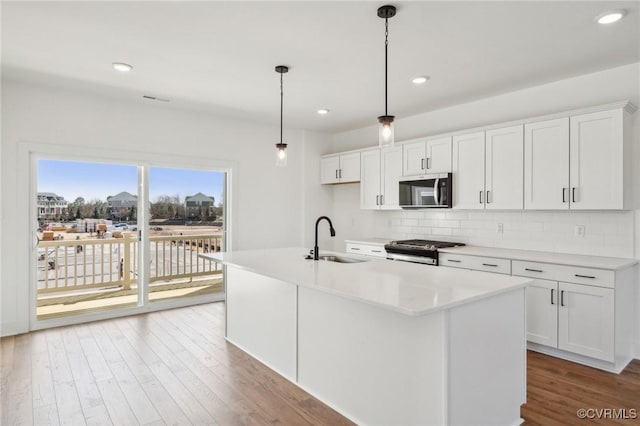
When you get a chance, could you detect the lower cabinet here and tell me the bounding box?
[526,278,614,361]
[346,242,387,258]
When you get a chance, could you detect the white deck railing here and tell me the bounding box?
[37,233,222,294]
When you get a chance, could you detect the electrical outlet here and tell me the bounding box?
[575,225,585,238]
[496,223,503,234]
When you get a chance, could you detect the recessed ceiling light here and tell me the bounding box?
[412,76,430,85]
[595,10,626,24]
[112,62,133,72]
[317,109,330,115]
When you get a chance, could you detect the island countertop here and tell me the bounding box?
[201,247,532,316]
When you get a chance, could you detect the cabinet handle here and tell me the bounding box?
[572,187,576,202]
[479,191,483,204]
[550,288,555,305]
[380,194,384,205]
[351,247,361,251]
[375,195,380,205]
[562,188,567,203]
[421,158,425,170]
[525,268,543,273]
[335,170,339,179]
[574,274,595,279]
[486,191,491,204]
[560,290,565,307]
[447,259,461,263]
[426,157,431,169]
[339,169,343,179]
[372,250,382,253]
[482,263,498,267]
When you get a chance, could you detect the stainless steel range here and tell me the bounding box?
[384,239,465,265]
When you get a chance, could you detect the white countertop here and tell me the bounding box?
[439,245,638,270]
[201,247,531,316]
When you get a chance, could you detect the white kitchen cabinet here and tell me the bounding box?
[453,127,523,210]
[524,117,569,210]
[485,125,523,209]
[345,242,386,258]
[452,131,485,210]
[558,282,614,361]
[439,253,511,275]
[360,147,402,210]
[526,279,558,347]
[320,152,361,184]
[403,136,452,176]
[569,109,626,210]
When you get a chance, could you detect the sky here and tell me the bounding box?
[37,160,224,204]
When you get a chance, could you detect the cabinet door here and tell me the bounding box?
[524,118,569,209]
[525,279,558,347]
[425,136,452,173]
[485,125,523,210]
[320,156,340,184]
[360,150,381,210]
[339,153,361,183]
[557,282,614,362]
[402,141,426,176]
[452,131,485,210]
[380,146,402,210]
[569,109,624,210]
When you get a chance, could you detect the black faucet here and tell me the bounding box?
[313,216,336,260]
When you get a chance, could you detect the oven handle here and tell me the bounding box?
[434,178,440,205]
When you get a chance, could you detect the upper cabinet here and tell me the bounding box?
[524,106,633,210]
[320,152,361,184]
[361,147,402,210]
[453,126,524,210]
[524,118,570,210]
[569,109,627,210]
[402,136,452,176]
[452,131,486,210]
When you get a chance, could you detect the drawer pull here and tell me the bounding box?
[372,250,382,253]
[351,247,361,251]
[524,268,543,273]
[482,263,498,267]
[447,259,461,263]
[550,288,555,305]
[560,290,565,307]
[574,274,595,279]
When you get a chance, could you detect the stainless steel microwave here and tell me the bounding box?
[399,173,453,208]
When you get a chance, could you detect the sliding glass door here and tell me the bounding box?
[34,158,226,321]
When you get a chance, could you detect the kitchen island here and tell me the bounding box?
[201,248,532,426]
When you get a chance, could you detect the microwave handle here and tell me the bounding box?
[433,178,440,205]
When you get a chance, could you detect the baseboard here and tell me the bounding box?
[528,342,629,374]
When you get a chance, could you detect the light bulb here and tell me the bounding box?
[378,118,395,148]
[278,149,286,160]
[275,143,288,167]
[381,124,392,139]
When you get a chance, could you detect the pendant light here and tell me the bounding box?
[377,5,396,148]
[275,65,289,167]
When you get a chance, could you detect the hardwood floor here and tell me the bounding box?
[1,302,639,425]
[522,351,640,425]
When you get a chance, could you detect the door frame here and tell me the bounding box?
[22,140,235,331]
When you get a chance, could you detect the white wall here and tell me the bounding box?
[330,63,640,357]
[0,79,331,336]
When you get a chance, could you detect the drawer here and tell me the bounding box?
[439,253,511,275]
[346,243,386,258]
[466,256,511,275]
[439,253,470,269]
[512,261,614,289]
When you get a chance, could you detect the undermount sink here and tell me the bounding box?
[317,255,369,264]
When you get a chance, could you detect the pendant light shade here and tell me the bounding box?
[275,65,289,167]
[377,5,396,148]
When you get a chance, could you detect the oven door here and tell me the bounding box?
[399,173,452,208]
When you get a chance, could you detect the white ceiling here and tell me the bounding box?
[2,1,639,133]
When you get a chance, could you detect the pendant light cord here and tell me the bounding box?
[280,72,284,144]
[384,17,389,116]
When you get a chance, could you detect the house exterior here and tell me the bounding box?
[37,192,68,219]
[107,191,137,220]
[185,192,215,218]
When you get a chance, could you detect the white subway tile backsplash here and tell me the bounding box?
[387,209,634,258]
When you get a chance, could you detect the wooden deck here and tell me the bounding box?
[2,302,639,425]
